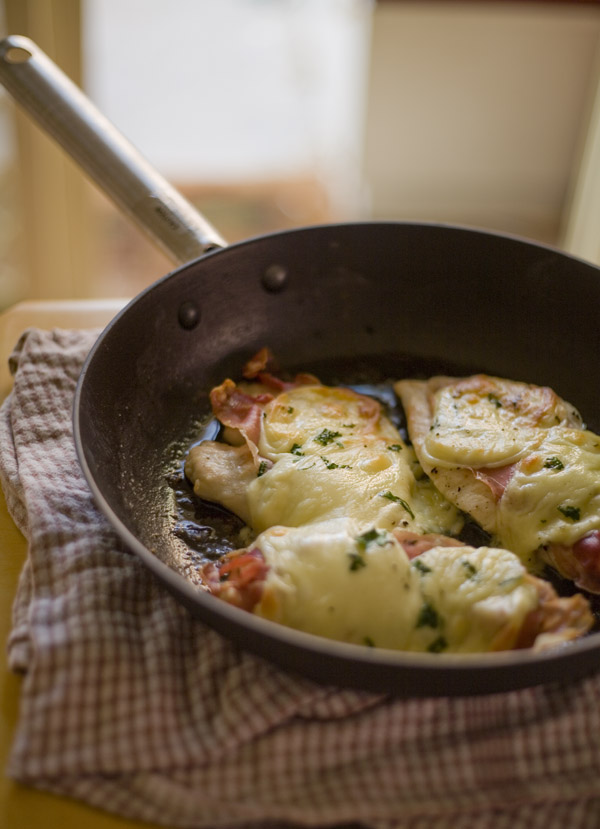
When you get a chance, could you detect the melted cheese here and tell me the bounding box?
[253,518,539,653]
[246,384,462,536]
[415,544,538,651]
[498,427,600,557]
[424,387,539,468]
[258,384,398,459]
[422,377,582,469]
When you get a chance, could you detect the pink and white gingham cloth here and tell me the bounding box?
[2,327,600,829]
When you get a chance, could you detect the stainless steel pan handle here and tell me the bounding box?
[0,35,226,264]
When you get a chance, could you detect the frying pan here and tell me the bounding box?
[2,35,600,696]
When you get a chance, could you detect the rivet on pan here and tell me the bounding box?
[262,264,288,293]
[178,301,200,330]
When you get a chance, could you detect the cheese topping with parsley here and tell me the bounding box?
[498,427,600,556]
[252,518,539,653]
[247,385,462,536]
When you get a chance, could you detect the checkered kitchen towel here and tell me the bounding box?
[2,328,600,829]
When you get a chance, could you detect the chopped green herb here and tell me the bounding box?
[364,636,375,647]
[290,443,304,456]
[461,560,478,578]
[558,504,581,521]
[356,528,389,551]
[378,491,415,519]
[487,393,502,408]
[319,456,351,470]
[428,636,448,654]
[287,406,294,414]
[412,558,432,575]
[314,428,342,446]
[387,444,403,452]
[544,456,564,470]
[499,576,520,589]
[348,551,367,571]
[416,601,439,629]
[257,461,268,477]
[342,423,356,429]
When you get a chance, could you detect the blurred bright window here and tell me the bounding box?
[0,0,372,302]
[82,0,372,296]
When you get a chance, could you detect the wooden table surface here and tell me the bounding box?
[0,300,159,828]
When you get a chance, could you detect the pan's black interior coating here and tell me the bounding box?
[74,222,600,695]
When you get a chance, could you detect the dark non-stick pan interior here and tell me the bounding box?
[75,221,600,696]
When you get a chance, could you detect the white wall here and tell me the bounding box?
[83,0,372,212]
[362,2,600,244]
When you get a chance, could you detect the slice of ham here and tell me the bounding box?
[508,574,593,650]
[471,462,600,594]
[573,531,600,582]
[202,548,269,612]
[210,379,273,455]
[541,530,600,594]
[210,349,322,455]
[201,537,593,653]
[242,346,320,392]
[242,346,276,379]
[251,371,321,394]
[474,464,517,500]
